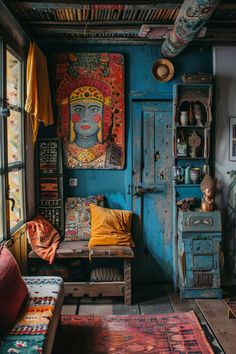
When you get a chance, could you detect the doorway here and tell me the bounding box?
[132,101,173,281]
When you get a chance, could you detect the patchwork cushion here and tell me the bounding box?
[90,267,123,282]
[89,205,134,247]
[26,214,61,264]
[0,276,63,353]
[64,195,104,241]
[0,245,28,330]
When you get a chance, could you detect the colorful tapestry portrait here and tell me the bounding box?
[55,53,125,169]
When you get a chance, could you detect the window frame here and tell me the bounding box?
[0,40,26,241]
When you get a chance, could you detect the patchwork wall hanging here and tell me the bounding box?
[55,53,125,169]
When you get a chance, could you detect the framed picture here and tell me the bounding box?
[55,53,125,170]
[229,117,236,161]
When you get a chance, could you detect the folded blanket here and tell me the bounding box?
[26,215,60,264]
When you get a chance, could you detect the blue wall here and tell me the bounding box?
[40,44,213,210]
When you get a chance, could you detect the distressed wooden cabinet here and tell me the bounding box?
[177,210,222,299]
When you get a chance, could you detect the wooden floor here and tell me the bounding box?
[61,283,236,354]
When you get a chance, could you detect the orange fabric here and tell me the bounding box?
[89,205,134,248]
[25,42,54,143]
[26,215,60,264]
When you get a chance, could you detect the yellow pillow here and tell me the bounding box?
[89,205,134,248]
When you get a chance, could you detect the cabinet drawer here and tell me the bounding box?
[193,255,213,270]
[193,240,212,255]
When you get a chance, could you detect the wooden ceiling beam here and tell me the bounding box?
[33,26,141,34]
[9,0,236,9]
[34,35,236,46]
[24,19,236,27]
[25,20,174,27]
[10,1,183,9]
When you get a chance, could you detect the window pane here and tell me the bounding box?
[6,50,21,106]
[9,169,24,229]
[7,109,22,164]
[0,177,3,240]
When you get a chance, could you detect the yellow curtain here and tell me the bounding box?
[25,42,54,143]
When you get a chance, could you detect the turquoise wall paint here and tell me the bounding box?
[40,44,212,210]
[38,43,213,280]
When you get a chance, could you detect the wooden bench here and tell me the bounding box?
[29,240,134,305]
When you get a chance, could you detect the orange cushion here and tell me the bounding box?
[26,215,60,264]
[89,205,134,248]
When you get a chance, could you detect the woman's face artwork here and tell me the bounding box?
[71,99,103,137]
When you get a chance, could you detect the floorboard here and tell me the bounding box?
[166,284,224,354]
[78,304,113,315]
[136,282,173,314]
[196,299,236,354]
[61,304,78,315]
[112,304,140,315]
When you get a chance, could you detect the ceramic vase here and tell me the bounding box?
[179,111,189,126]
[190,168,201,184]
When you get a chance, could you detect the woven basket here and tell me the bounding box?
[90,267,123,282]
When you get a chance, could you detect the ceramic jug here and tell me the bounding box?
[184,165,191,184]
[172,166,184,183]
[179,111,189,126]
[190,167,201,184]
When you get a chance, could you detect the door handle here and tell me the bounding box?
[133,184,165,196]
[154,151,160,161]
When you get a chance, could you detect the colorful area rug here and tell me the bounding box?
[53,311,213,353]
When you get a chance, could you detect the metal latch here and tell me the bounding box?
[0,107,10,118]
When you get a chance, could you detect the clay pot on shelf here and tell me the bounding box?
[190,168,201,184]
[179,111,189,126]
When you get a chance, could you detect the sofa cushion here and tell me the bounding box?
[0,276,64,354]
[89,205,134,248]
[0,245,28,330]
[26,214,61,264]
[64,195,104,241]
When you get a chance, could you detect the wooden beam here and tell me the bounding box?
[34,35,236,46]
[11,0,183,9]
[0,0,29,54]
[9,0,236,9]
[32,26,140,34]
[64,281,125,298]
[25,20,174,27]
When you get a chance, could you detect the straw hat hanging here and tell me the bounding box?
[152,58,174,82]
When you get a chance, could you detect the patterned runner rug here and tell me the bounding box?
[53,311,213,353]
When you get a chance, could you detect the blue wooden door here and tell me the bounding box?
[132,101,173,281]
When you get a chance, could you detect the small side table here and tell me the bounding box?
[177,210,222,299]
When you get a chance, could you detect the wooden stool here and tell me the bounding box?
[29,240,134,305]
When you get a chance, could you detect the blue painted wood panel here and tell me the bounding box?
[193,240,212,254]
[132,101,173,281]
[39,43,213,280]
[193,255,213,270]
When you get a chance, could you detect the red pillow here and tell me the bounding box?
[0,245,28,330]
